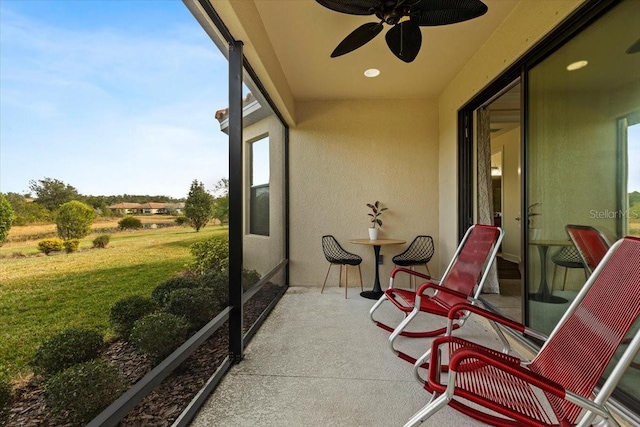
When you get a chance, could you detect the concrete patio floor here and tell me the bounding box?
[190,286,513,427]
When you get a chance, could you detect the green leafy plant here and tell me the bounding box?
[118,216,142,230]
[188,236,229,275]
[130,313,189,364]
[109,295,157,339]
[55,200,96,240]
[37,237,64,255]
[184,179,214,232]
[0,366,11,416]
[44,360,124,424]
[166,288,221,330]
[92,234,111,248]
[63,239,80,253]
[150,276,202,308]
[366,201,388,229]
[30,328,104,378]
[174,215,189,226]
[0,193,16,247]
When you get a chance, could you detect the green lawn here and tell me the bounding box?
[0,225,227,380]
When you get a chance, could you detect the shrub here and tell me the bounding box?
[118,216,142,230]
[166,288,221,330]
[197,269,261,307]
[130,313,189,364]
[92,234,111,248]
[109,295,156,339]
[150,276,201,307]
[188,236,229,275]
[55,200,96,240]
[45,360,124,424]
[174,215,189,226]
[0,367,11,416]
[0,193,15,247]
[63,239,80,253]
[37,237,64,255]
[30,328,104,378]
[242,269,261,290]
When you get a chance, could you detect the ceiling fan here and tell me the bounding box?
[316,0,489,63]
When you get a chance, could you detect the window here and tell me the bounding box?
[250,136,269,236]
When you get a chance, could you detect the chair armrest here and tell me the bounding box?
[447,346,609,419]
[390,267,431,281]
[447,303,548,341]
[417,282,468,300]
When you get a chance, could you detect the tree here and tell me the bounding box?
[29,178,80,211]
[185,180,213,232]
[55,201,96,240]
[0,194,16,246]
[212,178,229,224]
[5,192,51,225]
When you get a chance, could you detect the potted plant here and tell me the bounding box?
[367,201,387,240]
[528,202,541,240]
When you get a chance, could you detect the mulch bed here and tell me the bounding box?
[4,283,285,427]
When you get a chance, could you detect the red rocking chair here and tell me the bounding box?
[369,224,503,364]
[406,236,640,427]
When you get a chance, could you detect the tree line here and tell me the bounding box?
[0,177,229,246]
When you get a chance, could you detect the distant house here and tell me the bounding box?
[107,203,143,215]
[107,202,184,215]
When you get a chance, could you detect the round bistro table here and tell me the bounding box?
[350,238,406,300]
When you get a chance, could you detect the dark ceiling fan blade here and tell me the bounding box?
[315,0,381,16]
[409,0,488,26]
[385,20,422,63]
[626,38,640,54]
[331,22,384,57]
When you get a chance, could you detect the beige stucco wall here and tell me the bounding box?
[289,98,439,287]
[242,114,286,279]
[437,0,584,272]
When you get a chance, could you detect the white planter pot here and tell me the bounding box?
[368,228,378,240]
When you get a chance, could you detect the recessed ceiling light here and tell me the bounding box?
[364,68,380,78]
[566,60,588,71]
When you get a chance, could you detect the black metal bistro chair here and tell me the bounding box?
[321,235,363,298]
[551,244,586,291]
[392,235,434,289]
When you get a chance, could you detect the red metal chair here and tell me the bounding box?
[565,224,611,275]
[406,236,640,427]
[369,224,503,364]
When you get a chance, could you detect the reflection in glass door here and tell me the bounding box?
[618,114,640,236]
[526,0,639,408]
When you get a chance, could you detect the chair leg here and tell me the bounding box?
[425,263,431,277]
[321,264,333,294]
[345,265,348,299]
[561,267,568,291]
[339,264,343,288]
[358,265,363,291]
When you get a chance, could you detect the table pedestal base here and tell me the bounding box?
[529,293,568,304]
[360,290,384,300]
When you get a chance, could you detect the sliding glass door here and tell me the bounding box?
[526,0,639,406]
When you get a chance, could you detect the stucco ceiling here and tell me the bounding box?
[252,0,520,100]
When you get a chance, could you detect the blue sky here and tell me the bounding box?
[0,0,229,199]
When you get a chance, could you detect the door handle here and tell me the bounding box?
[515,216,521,221]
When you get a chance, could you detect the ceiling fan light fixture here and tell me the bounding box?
[364,68,381,77]
[566,60,588,71]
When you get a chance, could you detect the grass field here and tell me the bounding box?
[0,224,227,381]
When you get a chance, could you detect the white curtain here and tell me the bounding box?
[477,107,500,294]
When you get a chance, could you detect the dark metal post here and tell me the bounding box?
[229,40,244,363]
